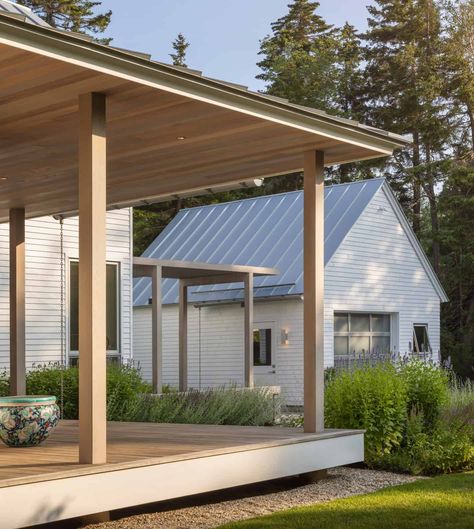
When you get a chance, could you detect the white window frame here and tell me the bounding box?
[334,312,392,356]
[68,259,121,364]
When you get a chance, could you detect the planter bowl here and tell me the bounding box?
[0,396,60,447]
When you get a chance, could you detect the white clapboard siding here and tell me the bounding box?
[133,185,442,406]
[0,209,133,370]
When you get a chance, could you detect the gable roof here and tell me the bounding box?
[134,178,391,306]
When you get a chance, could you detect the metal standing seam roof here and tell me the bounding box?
[0,0,50,27]
[134,178,386,306]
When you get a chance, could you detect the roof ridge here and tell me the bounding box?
[177,177,386,214]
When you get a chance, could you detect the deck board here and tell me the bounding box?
[0,421,359,488]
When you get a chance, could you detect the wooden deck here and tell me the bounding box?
[0,421,364,528]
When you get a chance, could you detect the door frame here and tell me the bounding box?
[252,320,277,384]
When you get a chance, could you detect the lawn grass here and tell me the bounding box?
[218,472,474,529]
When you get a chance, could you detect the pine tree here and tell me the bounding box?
[363,0,451,273]
[170,33,190,67]
[334,23,364,120]
[444,0,474,154]
[257,0,338,109]
[17,1,111,42]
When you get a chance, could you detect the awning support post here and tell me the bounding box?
[244,272,254,388]
[178,280,188,392]
[151,265,163,393]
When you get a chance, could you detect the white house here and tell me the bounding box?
[133,179,448,405]
[0,209,133,371]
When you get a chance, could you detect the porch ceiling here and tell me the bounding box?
[0,13,408,222]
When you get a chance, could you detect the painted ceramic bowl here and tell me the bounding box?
[0,396,60,447]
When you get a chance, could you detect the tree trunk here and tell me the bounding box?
[423,144,441,275]
[467,105,474,153]
[412,132,422,235]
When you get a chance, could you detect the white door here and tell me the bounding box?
[253,323,277,386]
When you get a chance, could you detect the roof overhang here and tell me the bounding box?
[133,257,278,281]
[0,13,409,222]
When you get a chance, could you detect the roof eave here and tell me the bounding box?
[0,14,408,163]
[381,182,449,303]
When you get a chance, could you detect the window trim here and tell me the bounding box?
[334,312,392,356]
[68,259,121,363]
[252,321,276,369]
[412,323,432,354]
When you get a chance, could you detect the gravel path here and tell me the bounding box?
[83,467,424,529]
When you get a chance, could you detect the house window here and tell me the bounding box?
[69,261,120,364]
[413,324,431,353]
[253,328,272,366]
[334,313,391,356]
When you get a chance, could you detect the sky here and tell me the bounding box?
[99,0,374,91]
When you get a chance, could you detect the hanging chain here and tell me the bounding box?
[59,217,65,417]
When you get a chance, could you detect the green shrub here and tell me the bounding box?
[24,363,150,420]
[326,360,474,475]
[26,364,79,419]
[106,364,151,420]
[0,369,9,397]
[399,360,449,430]
[376,410,474,475]
[119,386,279,426]
[325,363,408,459]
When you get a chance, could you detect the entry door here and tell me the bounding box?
[253,323,277,386]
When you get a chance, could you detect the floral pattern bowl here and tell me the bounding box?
[0,396,60,447]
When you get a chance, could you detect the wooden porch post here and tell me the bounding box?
[303,150,325,433]
[151,265,163,393]
[178,280,188,392]
[78,92,107,464]
[9,208,26,396]
[244,272,254,388]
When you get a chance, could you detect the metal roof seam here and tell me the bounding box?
[134,179,386,306]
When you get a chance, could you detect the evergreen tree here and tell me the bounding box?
[334,23,364,120]
[17,1,111,42]
[170,33,190,67]
[438,160,474,378]
[257,0,338,109]
[363,0,451,273]
[444,0,474,153]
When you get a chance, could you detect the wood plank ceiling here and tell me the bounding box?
[0,43,388,222]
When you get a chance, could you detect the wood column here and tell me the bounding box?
[151,265,162,393]
[178,280,188,392]
[9,208,26,396]
[244,272,254,388]
[78,92,107,464]
[303,150,325,433]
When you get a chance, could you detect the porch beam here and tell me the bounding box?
[244,272,254,388]
[151,265,163,393]
[9,208,26,396]
[180,272,246,287]
[303,150,325,433]
[178,280,188,392]
[78,92,107,464]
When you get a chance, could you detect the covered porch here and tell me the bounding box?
[0,8,406,528]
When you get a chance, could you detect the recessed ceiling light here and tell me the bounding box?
[176,135,186,141]
[0,177,8,181]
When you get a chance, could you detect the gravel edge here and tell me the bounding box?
[84,467,425,529]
